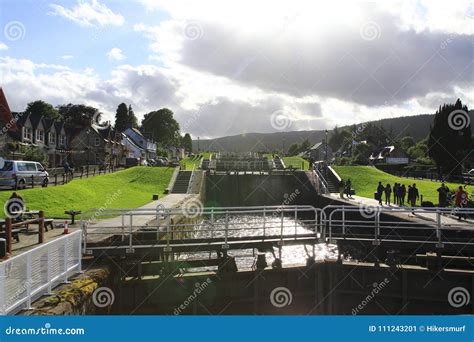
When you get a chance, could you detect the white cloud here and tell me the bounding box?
[0,42,8,50]
[49,0,124,27]
[107,48,126,61]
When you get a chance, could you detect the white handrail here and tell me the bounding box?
[0,230,82,315]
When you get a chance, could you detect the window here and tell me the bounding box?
[17,162,28,171]
[59,135,66,146]
[23,127,32,141]
[26,163,36,171]
[49,133,56,145]
[95,137,101,146]
[36,129,44,143]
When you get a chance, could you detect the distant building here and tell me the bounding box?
[123,128,157,161]
[370,146,409,165]
[300,141,333,161]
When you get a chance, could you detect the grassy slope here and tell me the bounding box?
[333,166,470,204]
[0,167,174,218]
[182,152,212,170]
[282,156,309,170]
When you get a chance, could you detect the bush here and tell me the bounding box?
[24,146,48,165]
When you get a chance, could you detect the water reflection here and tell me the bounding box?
[177,215,338,271]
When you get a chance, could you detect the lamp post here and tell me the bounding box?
[325,129,328,162]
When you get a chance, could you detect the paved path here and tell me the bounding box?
[325,193,474,228]
[9,194,199,255]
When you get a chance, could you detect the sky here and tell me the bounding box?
[0,0,473,139]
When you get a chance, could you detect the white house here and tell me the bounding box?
[123,128,157,161]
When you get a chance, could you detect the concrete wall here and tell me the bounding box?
[115,261,473,315]
[205,172,319,207]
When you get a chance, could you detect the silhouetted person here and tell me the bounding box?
[385,184,392,205]
[437,183,449,208]
[376,182,384,205]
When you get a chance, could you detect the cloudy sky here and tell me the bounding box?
[0,0,473,138]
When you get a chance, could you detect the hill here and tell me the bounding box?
[193,111,474,152]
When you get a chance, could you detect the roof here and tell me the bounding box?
[309,142,323,150]
[0,87,17,132]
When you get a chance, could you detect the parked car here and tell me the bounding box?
[0,160,49,189]
[125,158,139,168]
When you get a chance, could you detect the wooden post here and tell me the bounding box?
[5,218,12,255]
[31,175,34,188]
[54,173,57,186]
[38,211,45,244]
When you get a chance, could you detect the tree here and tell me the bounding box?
[400,136,415,152]
[428,99,472,176]
[181,133,193,152]
[114,103,129,132]
[128,105,138,128]
[351,143,372,165]
[299,139,311,153]
[141,108,181,146]
[25,100,59,119]
[24,146,48,165]
[57,104,102,128]
[287,143,299,156]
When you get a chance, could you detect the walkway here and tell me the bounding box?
[325,193,474,227]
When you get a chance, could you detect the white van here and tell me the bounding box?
[0,160,49,189]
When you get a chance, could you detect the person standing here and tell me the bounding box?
[400,184,406,206]
[345,178,353,198]
[437,183,449,208]
[377,182,384,205]
[339,179,345,199]
[385,184,392,205]
[393,183,399,205]
[455,186,468,220]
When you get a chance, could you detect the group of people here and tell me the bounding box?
[438,183,470,220]
[376,182,419,207]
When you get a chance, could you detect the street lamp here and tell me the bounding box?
[325,129,328,162]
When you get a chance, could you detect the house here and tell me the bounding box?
[123,128,157,161]
[70,125,126,167]
[370,146,409,165]
[122,133,145,162]
[300,141,333,162]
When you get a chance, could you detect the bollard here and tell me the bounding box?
[38,210,45,244]
[63,220,69,234]
[5,218,12,255]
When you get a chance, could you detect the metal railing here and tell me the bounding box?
[324,205,474,248]
[314,168,329,194]
[0,230,82,315]
[80,205,324,253]
[186,165,196,194]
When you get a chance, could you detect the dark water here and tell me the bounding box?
[178,215,338,271]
